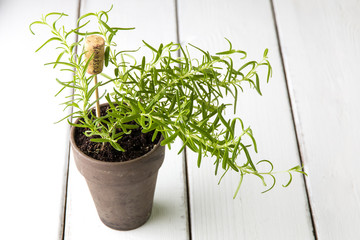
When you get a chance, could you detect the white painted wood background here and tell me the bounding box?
[0,0,359,239]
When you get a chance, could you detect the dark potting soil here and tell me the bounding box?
[74,105,161,162]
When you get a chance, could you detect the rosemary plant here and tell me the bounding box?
[30,7,305,197]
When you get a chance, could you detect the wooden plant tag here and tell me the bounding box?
[85,35,105,74]
[85,35,105,118]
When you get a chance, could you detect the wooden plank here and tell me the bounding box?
[177,0,314,239]
[273,0,360,239]
[64,1,189,239]
[0,0,78,239]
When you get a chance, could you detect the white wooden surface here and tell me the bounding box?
[1,0,360,239]
[178,0,313,239]
[273,0,360,239]
[0,0,78,239]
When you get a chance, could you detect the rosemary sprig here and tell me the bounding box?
[30,6,306,197]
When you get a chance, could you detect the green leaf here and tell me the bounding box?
[233,171,244,199]
[45,12,68,21]
[142,40,157,52]
[236,50,247,59]
[112,27,135,31]
[45,61,77,68]
[55,112,77,124]
[289,165,308,176]
[188,122,216,142]
[257,160,274,173]
[77,12,97,25]
[188,43,209,58]
[214,157,220,175]
[137,101,145,113]
[238,61,256,72]
[222,148,229,169]
[263,48,269,58]
[197,145,203,168]
[114,68,119,77]
[120,114,140,123]
[151,130,159,142]
[283,172,293,187]
[75,31,102,36]
[29,21,45,35]
[262,175,276,193]
[66,20,90,38]
[154,43,163,63]
[67,120,86,128]
[245,128,258,153]
[254,73,262,95]
[36,37,62,52]
[160,130,179,146]
[216,49,236,55]
[104,46,110,67]
[227,156,239,172]
[141,56,146,78]
[217,107,234,139]
[110,142,125,152]
[52,13,67,30]
[90,138,110,143]
[53,51,65,68]
[266,60,272,83]
[98,19,115,34]
[55,86,66,97]
[239,143,257,171]
[100,72,113,80]
[55,78,82,90]
[231,139,241,162]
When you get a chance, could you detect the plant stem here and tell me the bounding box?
[94,74,101,118]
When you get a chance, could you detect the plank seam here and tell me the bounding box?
[175,0,192,239]
[183,148,192,240]
[269,0,318,239]
[60,0,82,239]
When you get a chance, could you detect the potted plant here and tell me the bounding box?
[30,7,305,230]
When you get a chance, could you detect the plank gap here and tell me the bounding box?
[60,0,82,239]
[183,147,192,240]
[269,0,318,239]
[60,133,72,240]
[174,0,192,239]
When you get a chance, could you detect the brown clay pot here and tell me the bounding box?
[70,117,165,230]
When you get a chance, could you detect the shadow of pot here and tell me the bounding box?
[69,108,165,230]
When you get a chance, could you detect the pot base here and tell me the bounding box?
[99,210,152,231]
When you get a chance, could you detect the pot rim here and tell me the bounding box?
[69,114,164,166]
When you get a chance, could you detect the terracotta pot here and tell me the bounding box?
[70,115,165,230]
